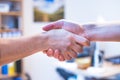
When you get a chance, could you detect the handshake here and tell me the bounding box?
[42,20,92,61]
[0,19,119,65]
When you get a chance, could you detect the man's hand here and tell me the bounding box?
[43,20,90,61]
[44,29,89,61]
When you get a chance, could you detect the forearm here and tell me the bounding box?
[0,33,48,65]
[83,24,120,42]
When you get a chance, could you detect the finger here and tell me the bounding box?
[42,21,63,31]
[58,55,65,61]
[43,23,55,31]
[73,35,90,46]
[46,49,54,57]
[53,50,60,59]
[68,49,78,58]
[70,43,83,54]
[62,52,72,60]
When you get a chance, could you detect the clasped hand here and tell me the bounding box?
[43,20,90,61]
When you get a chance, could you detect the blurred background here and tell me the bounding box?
[0,0,120,80]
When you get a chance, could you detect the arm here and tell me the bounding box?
[83,24,120,42]
[0,33,48,65]
[0,29,88,65]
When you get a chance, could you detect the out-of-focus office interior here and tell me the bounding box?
[0,0,120,80]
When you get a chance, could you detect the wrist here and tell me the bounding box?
[32,33,49,51]
[81,24,98,41]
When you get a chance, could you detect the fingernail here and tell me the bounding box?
[48,49,52,52]
[55,50,57,53]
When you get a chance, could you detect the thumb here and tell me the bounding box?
[43,21,63,31]
[43,23,55,31]
[73,35,90,46]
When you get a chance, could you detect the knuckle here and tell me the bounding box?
[73,54,77,58]
[66,42,72,47]
[78,49,82,52]
[79,48,83,52]
[67,56,72,60]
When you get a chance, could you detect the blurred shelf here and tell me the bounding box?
[0,74,17,79]
[0,0,24,79]
[0,29,22,33]
[0,0,22,2]
[0,74,26,79]
[0,12,21,16]
[10,0,22,2]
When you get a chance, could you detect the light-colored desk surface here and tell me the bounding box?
[77,61,120,78]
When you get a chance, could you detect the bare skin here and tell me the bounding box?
[43,20,120,61]
[0,29,89,65]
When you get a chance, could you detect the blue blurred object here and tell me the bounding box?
[3,16,18,29]
[106,56,120,64]
[1,65,8,75]
[45,0,54,2]
[68,76,77,80]
[56,68,77,80]
[13,77,22,80]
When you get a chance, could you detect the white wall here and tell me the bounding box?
[65,0,120,58]
[65,0,120,23]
